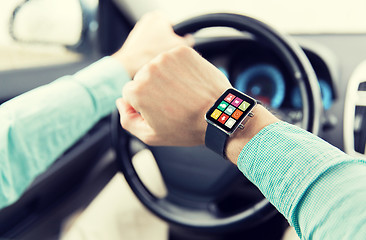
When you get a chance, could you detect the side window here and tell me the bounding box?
[0,0,91,71]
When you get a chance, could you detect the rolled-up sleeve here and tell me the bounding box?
[237,121,366,239]
[0,57,130,209]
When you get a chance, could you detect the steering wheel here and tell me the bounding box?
[112,13,322,233]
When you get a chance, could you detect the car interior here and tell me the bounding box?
[1,0,366,239]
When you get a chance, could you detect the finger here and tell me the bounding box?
[183,34,195,47]
[115,98,155,142]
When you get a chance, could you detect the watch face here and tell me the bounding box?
[205,88,256,134]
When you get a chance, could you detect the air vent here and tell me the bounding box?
[358,82,366,91]
[354,106,366,154]
[344,61,366,158]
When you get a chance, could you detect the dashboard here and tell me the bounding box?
[193,36,341,136]
[197,38,337,120]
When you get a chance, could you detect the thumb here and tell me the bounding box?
[115,98,155,143]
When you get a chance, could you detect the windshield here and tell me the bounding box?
[119,0,366,34]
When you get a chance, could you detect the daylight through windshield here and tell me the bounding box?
[120,0,366,34]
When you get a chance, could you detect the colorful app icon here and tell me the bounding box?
[211,109,222,120]
[231,97,243,107]
[224,93,235,103]
[218,113,229,124]
[238,101,250,111]
[217,101,229,111]
[224,118,236,128]
[224,105,236,115]
[232,109,243,120]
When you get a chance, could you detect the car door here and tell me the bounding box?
[0,0,132,238]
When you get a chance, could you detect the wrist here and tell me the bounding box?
[111,52,136,78]
[225,105,279,164]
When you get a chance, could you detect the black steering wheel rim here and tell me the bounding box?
[112,13,322,232]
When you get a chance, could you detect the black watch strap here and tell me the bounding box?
[205,123,228,157]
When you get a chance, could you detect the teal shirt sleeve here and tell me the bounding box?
[0,57,130,209]
[237,121,366,239]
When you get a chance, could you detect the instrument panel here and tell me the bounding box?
[198,38,337,116]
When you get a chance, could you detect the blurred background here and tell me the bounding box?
[1,0,366,70]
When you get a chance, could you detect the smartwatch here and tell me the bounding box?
[205,88,257,158]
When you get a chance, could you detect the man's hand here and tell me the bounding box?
[116,46,232,146]
[116,46,279,163]
[112,12,194,77]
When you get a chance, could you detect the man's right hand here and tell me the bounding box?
[116,46,279,163]
[116,46,232,146]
